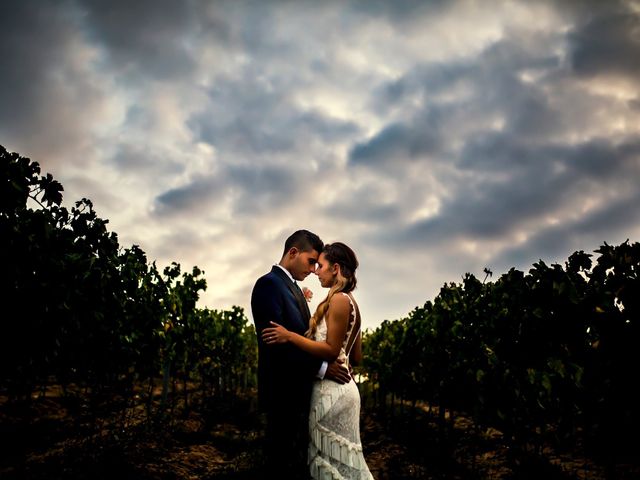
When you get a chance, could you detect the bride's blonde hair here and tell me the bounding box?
[306,242,359,338]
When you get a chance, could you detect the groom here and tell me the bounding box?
[251,229,351,479]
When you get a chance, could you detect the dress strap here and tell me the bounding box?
[346,325,361,358]
[341,293,360,357]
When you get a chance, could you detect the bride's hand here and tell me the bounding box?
[262,321,290,344]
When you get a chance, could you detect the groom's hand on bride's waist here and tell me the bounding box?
[324,359,351,384]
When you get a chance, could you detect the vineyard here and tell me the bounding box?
[1,145,639,479]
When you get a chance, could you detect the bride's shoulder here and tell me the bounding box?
[329,292,351,309]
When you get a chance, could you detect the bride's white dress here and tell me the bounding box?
[309,293,374,479]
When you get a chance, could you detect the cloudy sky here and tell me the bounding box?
[2,0,640,329]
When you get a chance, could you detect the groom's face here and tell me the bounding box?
[289,247,320,281]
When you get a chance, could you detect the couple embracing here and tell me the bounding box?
[251,230,374,479]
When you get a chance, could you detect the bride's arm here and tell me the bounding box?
[262,294,350,362]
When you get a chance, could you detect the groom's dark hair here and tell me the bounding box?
[283,230,323,256]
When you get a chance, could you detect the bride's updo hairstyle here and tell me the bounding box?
[306,242,359,338]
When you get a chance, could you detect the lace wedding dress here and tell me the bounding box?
[309,293,374,479]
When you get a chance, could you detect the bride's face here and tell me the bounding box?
[315,252,337,288]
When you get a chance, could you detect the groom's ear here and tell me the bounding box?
[287,246,299,258]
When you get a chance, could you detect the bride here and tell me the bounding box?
[262,242,374,479]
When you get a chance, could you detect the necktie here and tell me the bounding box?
[293,281,310,320]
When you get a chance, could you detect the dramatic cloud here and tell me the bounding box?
[2,0,640,328]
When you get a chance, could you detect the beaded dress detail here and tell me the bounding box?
[309,293,374,479]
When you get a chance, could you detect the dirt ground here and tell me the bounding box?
[1,386,637,479]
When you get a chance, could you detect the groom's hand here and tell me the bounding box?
[324,359,351,384]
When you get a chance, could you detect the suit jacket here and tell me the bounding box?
[251,266,322,414]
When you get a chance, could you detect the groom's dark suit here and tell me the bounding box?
[251,265,323,414]
[251,265,323,478]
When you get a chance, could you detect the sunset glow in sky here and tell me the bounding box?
[2,0,640,329]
